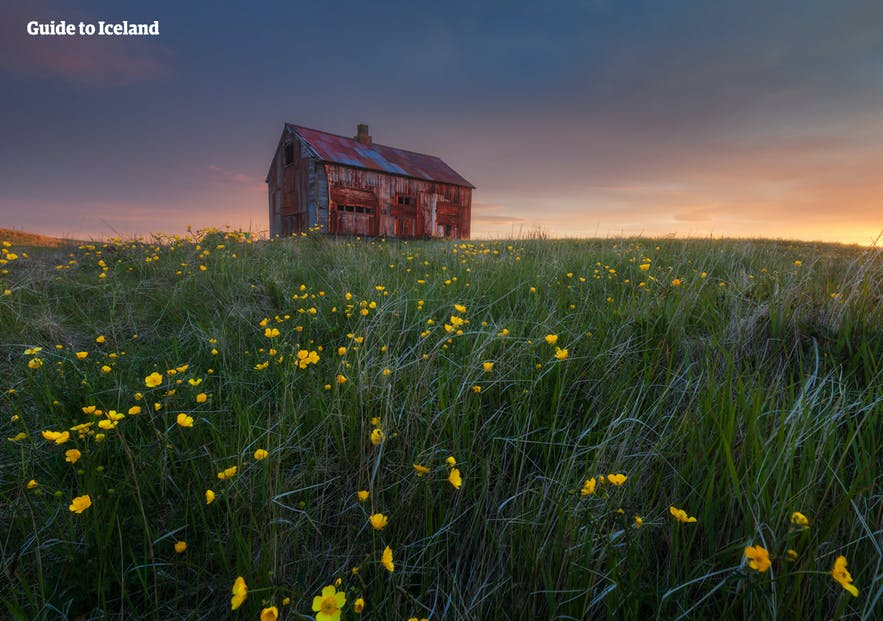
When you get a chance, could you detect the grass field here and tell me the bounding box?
[1,230,880,620]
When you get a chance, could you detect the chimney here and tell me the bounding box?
[355,124,372,145]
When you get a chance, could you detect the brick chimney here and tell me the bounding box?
[355,124,372,145]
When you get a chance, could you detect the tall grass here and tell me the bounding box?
[1,232,880,620]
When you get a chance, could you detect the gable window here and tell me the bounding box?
[396,194,413,206]
[284,142,294,166]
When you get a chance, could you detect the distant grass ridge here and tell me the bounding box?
[1,231,880,620]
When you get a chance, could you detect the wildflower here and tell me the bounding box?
[454,303,467,313]
[382,368,392,376]
[790,511,809,528]
[176,413,194,428]
[544,334,558,345]
[254,448,268,461]
[174,541,187,553]
[128,405,141,415]
[283,597,291,606]
[205,489,216,505]
[95,335,105,344]
[75,351,88,360]
[357,490,369,502]
[669,506,697,523]
[65,449,82,463]
[336,374,347,384]
[785,549,798,561]
[231,576,247,610]
[370,428,385,445]
[639,263,651,271]
[831,555,859,597]
[482,361,494,373]
[472,385,482,394]
[264,327,280,338]
[744,545,771,572]
[413,463,430,476]
[42,430,70,445]
[101,365,112,374]
[69,494,92,514]
[353,597,365,613]
[634,515,643,528]
[28,358,43,369]
[312,584,346,621]
[369,513,389,530]
[8,432,27,442]
[260,606,278,621]
[196,393,207,403]
[607,473,627,486]
[27,479,38,489]
[794,260,802,267]
[337,346,347,356]
[671,278,682,286]
[217,466,237,480]
[448,468,462,489]
[554,347,569,360]
[446,456,457,467]
[145,372,163,387]
[381,545,395,572]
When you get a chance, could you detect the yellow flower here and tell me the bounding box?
[195,393,207,403]
[370,428,385,446]
[639,263,651,271]
[174,541,187,554]
[69,494,92,514]
[337,346,347,356]
[42,430,70,445]
[446,456,457,467]
[231,576,247,610]
[413,463,430,476]
[27,479,38,489]
[205,489,216,505]
[357,489,370,502]
[794,260,802,267]
[634,515,643,529]
[482,361,494,373]
[75,351,89,360]
[381,545,395,572]
[95,335,105,344]
[472,385,482,394]
[176,413,194,428]
[544,334,558,345]
[145,372,163,388]
[448,468,462,489]
[369,513,388,530]
[790,511,809,527]
[454,303,467,313]
[128,405,141,415]
[101,365,112,374]
[744,545,771,572]
[554,347,569,360]
[8,432,27,442]
[264,327,280,338]
[831,555,859,597]
[353,597,365,613]
[217,466,237,480]
[671,278,682,286]
[785,549,798,561]
[336,374,348,384]
[65,449,82,463]
[669,506,697,523]
[580,478,597,495]
[28,358,43,369]
[607,473,627,486]
[260,606,278,621]
[312,584,346,621]
[254,448,268,461]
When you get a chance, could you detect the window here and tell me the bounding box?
[284,142,294,166]
[396,195,413,206]
[339,205,374,214]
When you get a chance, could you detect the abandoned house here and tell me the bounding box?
[266,123,474,239]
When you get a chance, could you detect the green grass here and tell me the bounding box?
[1,231,880,620]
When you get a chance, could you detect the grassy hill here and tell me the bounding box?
[1,230,880,620]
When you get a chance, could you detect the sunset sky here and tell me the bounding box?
[1,1,882,245]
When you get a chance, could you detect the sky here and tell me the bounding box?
[1,0,882,245]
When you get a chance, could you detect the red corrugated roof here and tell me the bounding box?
[286,123,474,188]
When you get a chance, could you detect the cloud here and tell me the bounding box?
[207,165,265,193]
[471,202,527,226]
[0,1,169,85]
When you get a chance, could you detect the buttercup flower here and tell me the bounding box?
[634,515,643,528]
[205,489,216,505]
[65,449,82,463]
[195,393,207,403]
[75,351,88,360]
[27,479,38,489]
[413,463,430,476]
[370,428,384,446]
[260,606,278,621]
[217,466,237,480]
[145,372,163,388]
[554,347,569,360]
[369,513,388,530]
[312,584,346,621]
[831,556,859,597]
[669,506,697,523]
[545,334,558,345]
[231,576,247,610]
[580,477,597,496]
[357,490,369,502]
[790,511,809,527]
[69,494,92,514]
[607,473,627,486]
[744,545,771,572]
[176,413,194,428]
[254,448,268,460]
[482,361,494,372]
[353,597,365,613]
[381,545,395,572]
[264,327,280,338]
[175,541,187,553]
[448,468,462,489]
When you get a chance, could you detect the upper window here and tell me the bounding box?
[396,195,413,206]
[284,142,294,166]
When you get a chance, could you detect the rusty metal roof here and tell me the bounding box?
[286,123,474,188]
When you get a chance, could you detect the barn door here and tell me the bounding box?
[330,187,378,236]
